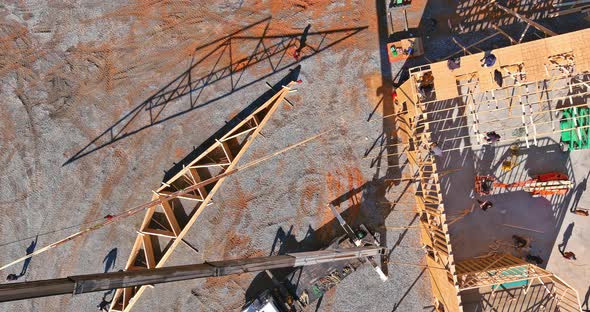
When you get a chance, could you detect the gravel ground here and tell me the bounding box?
[0,1,431,311]
[1,1,588,311]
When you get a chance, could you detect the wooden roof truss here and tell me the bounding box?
[110,82,295,312]
[456,254,582,311]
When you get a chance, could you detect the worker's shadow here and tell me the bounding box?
[475,144,495,174]
[557,222,574,254]
[296,24,311,54]
[97,249,118,310]
[97,289,114,312]
[570,173,589,213]
[103,248,117,273]
[7,236,38,281]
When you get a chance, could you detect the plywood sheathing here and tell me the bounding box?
[571,30,590,73]
[426,256,461,311]
[428,28,590,101]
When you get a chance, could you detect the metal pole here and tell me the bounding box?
[0,247,386,303]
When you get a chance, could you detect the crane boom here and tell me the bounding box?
[0,247,385,303]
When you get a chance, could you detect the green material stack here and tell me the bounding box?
[560,106,590,150]
[490,266,529,290]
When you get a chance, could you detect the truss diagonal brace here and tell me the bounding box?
[493,2,558,37]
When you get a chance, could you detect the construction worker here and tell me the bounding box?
[485,131,501,143]
[481,53,497,67]
[430,142,443,157]
[447,57,460,70]
[512,235,527,249]
[477,199,493,211]
[5,274,18,281]
[299,290,309,306]
[562,251,577,260]
[525,254,543,265]
[418,72,434,98]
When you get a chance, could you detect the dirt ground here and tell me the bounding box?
[1,0,589,311]
[0,1,430,311]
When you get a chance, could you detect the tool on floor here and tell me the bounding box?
[475,172,573,196]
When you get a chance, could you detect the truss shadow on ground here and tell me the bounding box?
[160,67,300,183]
[63,19,367,165]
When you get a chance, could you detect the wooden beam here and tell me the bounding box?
[187,168,208,198]
[160,199,182,236]
[502,223,544,233]
[491,24,517,44]
[493,2,558,37]
[140,228,176,238]
[451,37,473,55]
[141,234,156,269]
[441,32,500,60]
[553,0,590,7]
[518,24,531,43]
[548,4,590,17]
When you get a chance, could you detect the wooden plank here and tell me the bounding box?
[553,0,590,8]
[188,168,208,198]
[111,289,124,310]
[126,236,145,269]
[571,29,590,72]
[122,287,132,310]
[219,140,234,162]
[140,228,176,239]
[139,194,159,232]
[139,206,157,233]
[141,234,156,269]
[493,3,558,37]
[160,199,182,236]
[491,24,516,44]
[426,256,461,312]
